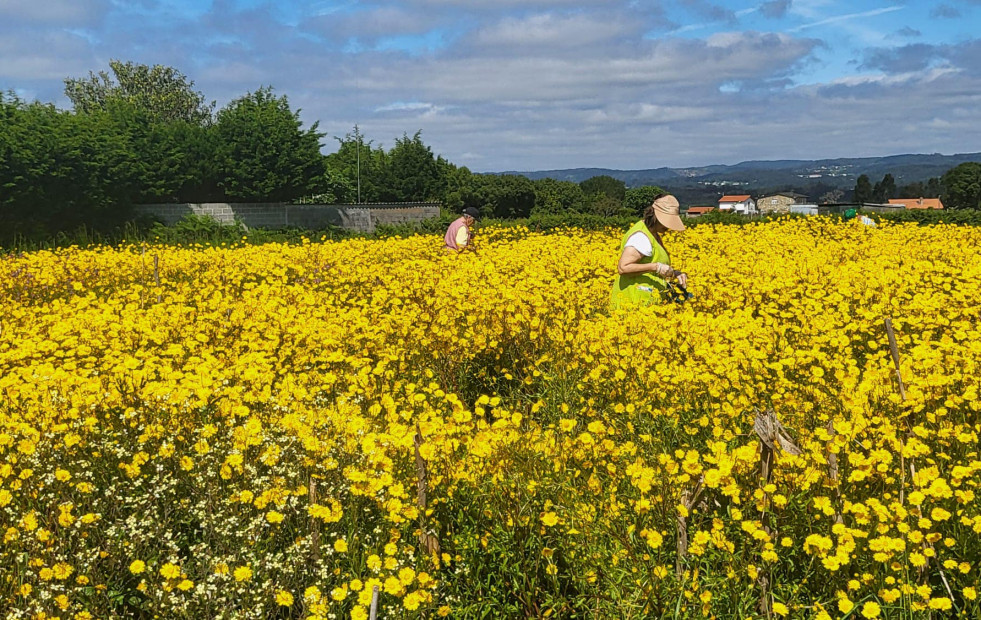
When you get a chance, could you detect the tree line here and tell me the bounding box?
[4,60,979,241]
[852,167,981,210]
[1,61,665,241]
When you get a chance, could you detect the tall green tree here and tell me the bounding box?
[942,162,981,210]
[853,174,873,203]
[624,185,668,217]
[532,178,586,215]
[872,173,896,203]
[898,181,926,199]
[580,175,626,201]
[380,131,445,202]
[324,126,387,203]
[65,60,214,125]
[0,94,134,239]
[465,174,536,219]
[213,87,325,202]
[107,102,218,203]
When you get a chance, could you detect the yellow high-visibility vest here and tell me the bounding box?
[609,220,671,310]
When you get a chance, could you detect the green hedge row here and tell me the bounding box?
[2,208,978,254]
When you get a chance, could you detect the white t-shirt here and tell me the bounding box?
[624,232,653,257]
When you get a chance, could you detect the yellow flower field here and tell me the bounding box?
[1,218,979,618]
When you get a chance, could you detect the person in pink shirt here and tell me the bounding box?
[444,207,481,252]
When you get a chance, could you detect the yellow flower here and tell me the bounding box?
[265,510,284,524]
[304,585,322,603]
[334,538,348,553]
[384,576,403,595]
[129,560,146,574]
[159,563,181,580]
[351,606,368,620]
[52,562,74,580]
[398,567,416,585]
[177,579,194,591]
[772,602,789,616]
[541,512,559,527]
[861,601,881,618]
[276,590,294,606]
[928,597,952,611]
[233,566,253,582]
[403,590,424,610]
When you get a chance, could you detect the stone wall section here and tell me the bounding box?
[135,203,440,233]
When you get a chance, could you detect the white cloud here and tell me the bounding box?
[469,13,637,51]
[789,5,903,32]
[1,0,980,171]
[0,0,109,25]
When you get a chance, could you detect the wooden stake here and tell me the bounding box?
[884,317,906,401]
[153,254,162,304]
[883,318,954,604]
[675,478,703,578]
[369,585,380,620]
[676,487,690,579]
[414,422,440,556]
[309,478,320,563]
[752,408,800,620]
[825,420,845,526]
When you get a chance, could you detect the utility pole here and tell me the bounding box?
[355,124,361,205]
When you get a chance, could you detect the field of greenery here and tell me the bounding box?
[1,218,979,619]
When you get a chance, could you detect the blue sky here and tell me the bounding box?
[2,0,979,171]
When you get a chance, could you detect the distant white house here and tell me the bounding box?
[718,194,757,214]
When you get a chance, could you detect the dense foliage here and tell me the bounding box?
[942,163,981,211]
[1,219,979,618]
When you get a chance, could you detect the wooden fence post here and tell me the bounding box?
[309,477,320,563]
[153,254,162,304]
[883,318,957,610]
[753,408,802,620]
[415,422,440,557]
[676,487,690,579]
[369,585,380,620]
[826,420,844,526]
[675,478,703,578]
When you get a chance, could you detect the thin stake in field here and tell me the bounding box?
[884,317,957,612]
[753,408,801,620]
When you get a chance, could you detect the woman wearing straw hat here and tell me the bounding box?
[610,194,688,309]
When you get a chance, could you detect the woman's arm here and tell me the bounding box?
[617,247,675,276]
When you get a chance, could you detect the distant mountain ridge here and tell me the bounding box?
[501,152,981,191]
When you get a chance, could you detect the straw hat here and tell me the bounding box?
[651,195,685,231]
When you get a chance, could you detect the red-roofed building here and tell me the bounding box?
[685,206,716,217]
[888,198,944,210]
[718,194,757,214]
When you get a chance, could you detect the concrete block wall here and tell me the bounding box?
[135,203,440,233]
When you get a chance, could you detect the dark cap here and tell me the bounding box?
[463,207,481,220]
